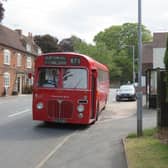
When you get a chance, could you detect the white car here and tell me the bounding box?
[116,84,136,101]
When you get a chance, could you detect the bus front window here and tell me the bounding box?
[63,69,87,89]
[38,68,59,88]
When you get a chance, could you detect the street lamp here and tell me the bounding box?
[122,45,135,84]
[137,0,143,137]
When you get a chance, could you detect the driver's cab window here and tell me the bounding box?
[38,69,59,88]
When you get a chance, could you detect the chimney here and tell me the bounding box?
[28,32,33,39]
[15,29,22,36]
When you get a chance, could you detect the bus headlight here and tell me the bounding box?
[36,102,44,110]
[77,104,84,113]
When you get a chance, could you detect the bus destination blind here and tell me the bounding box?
[45,56,67,65]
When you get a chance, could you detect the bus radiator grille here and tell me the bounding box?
[48,100,59,118]
[61,101,73,119]
[47,100,73,119]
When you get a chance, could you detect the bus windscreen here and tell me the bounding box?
[37,68,87,89]
[63,69,87,89]
[38,68,59,88]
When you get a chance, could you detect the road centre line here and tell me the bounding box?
[35,131,78,168]
[8,109,31,117]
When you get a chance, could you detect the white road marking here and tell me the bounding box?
[0,101,9,105]
[0,99,23,105]
[8,109,31,117]
[35,131,77,168]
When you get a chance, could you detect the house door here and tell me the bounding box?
[17,76,22,94]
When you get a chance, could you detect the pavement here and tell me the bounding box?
[96,101,157,168]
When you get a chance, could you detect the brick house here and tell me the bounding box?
[0,24,41,96]
[142,32,168,73]
[142,32,167,97]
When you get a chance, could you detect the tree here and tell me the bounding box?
[94,25,122,51]
[93,23,152,83]
[0,1,5,22]
[119,23,152,47]
[113,56,132,83]
[59,38,74,52]
[33,23,152,84]
[34,34,59,53]
[164,34,168,69]
[71,35,121,83]
[94,23,152,58]
[157,34,168,141]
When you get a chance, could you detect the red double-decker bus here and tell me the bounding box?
[32,52,109,124]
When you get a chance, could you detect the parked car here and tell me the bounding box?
[116,84,136,101]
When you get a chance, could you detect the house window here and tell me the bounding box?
[4,49,11,65]
[26,44,31,52]
[38,48,42,55]
[17,53,22,66]
[4,72,10,87]
[27,56,32,68]
[26,77,33,86]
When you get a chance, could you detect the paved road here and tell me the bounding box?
[0,91,156,168]
[0,95,32,124]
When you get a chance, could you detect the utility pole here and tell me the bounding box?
[132,45,135,84]
[124,45,135,84]
[128,45,135,84]
[137,0,143,136]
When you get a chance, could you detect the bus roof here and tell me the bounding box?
[39,52,109,71]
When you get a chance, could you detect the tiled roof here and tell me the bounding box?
[0,24,40,55]
[142,32,168,64]
[0,24,25,51]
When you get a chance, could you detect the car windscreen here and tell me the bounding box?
[63,68,87,89]
[120,85,135,91]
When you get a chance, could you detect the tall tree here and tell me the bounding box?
[94,25,122,51]
[94,23,152,83]
[71,35,121,82]
[34,34,59,53]
[164,34,168,69]
[0,1,5,22]
[59,38,74,52]
[94,23,152,58]
[113,56,132,83]
[157,34,168,139]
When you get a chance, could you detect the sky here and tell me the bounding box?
[2,0,168,43]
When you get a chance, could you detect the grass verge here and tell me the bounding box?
[125,128,168,168]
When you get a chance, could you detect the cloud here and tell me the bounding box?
[46,0,138,42]
[2,0,168,43]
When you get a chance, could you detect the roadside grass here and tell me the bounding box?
[125,128,168,168]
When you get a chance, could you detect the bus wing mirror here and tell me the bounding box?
[28,72,33,79]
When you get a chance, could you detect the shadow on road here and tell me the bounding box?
[0,116,90,141]
[35,122,90,131]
